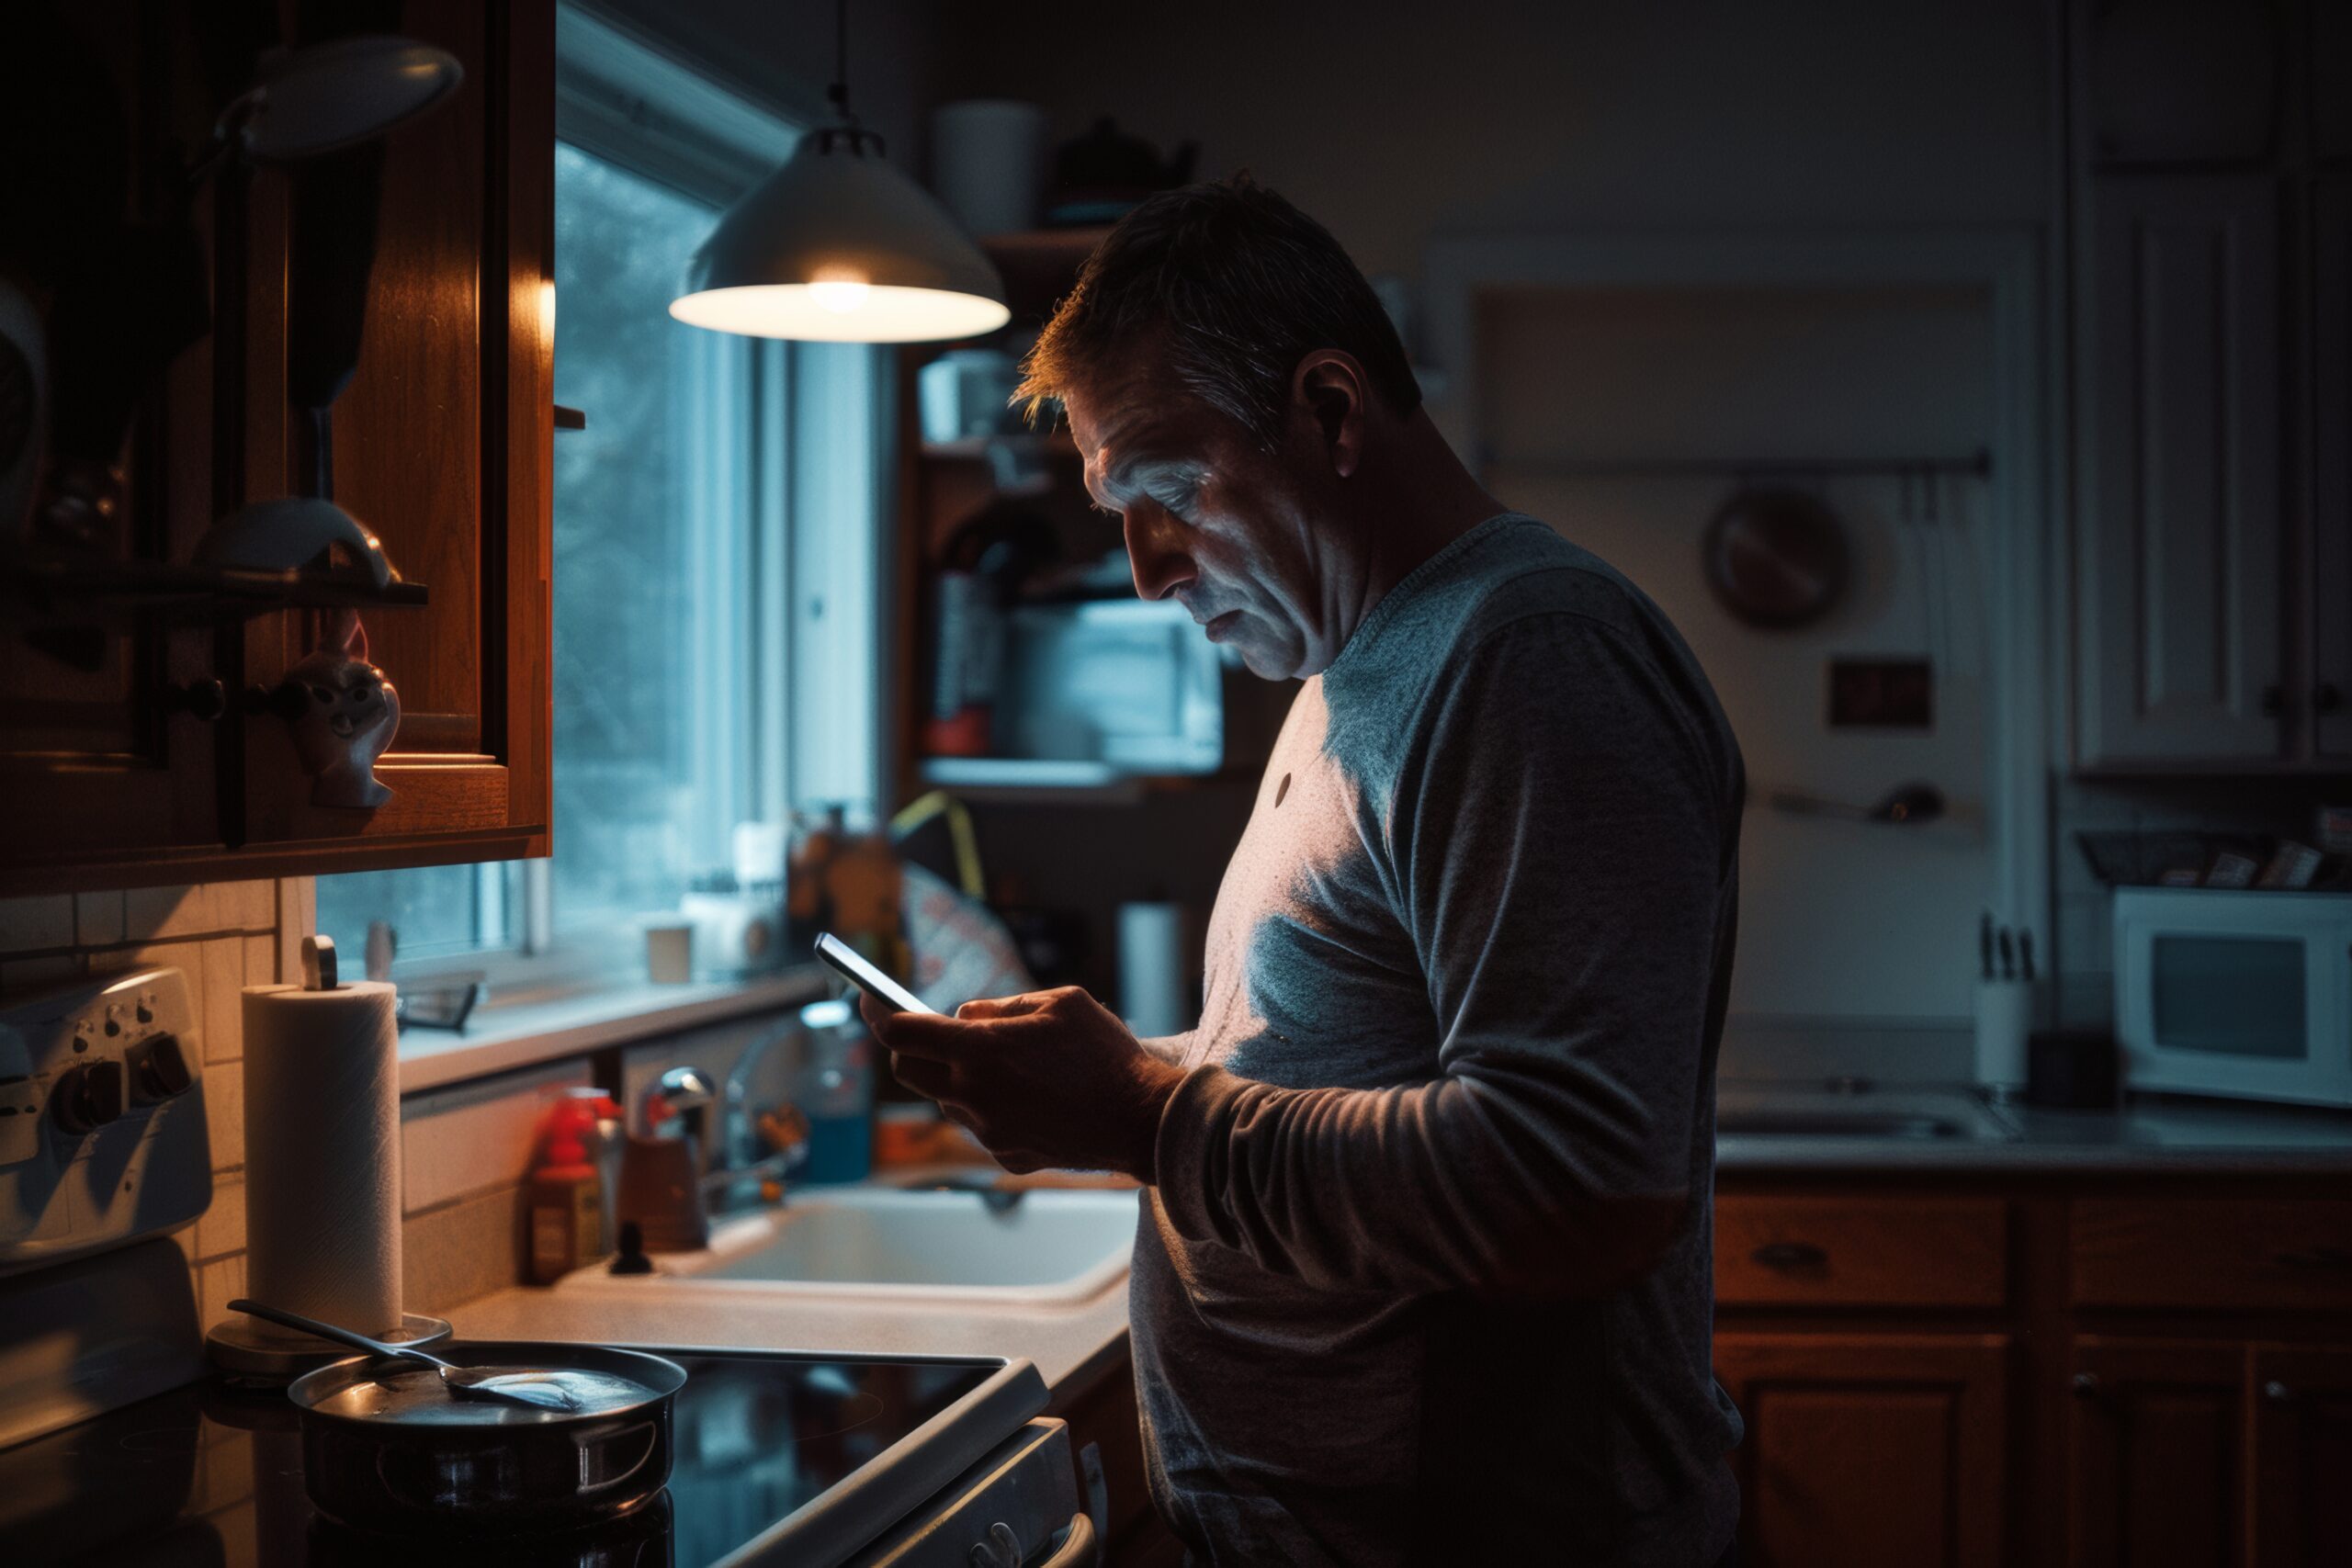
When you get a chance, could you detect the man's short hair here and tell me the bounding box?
[1015,175,1421,452]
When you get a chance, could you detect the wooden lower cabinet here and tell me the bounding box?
[2066,1338,2247,1568]
[1718,1182,2352,1568]
[1713,1332,2009,1568]
[2250,1346,2352,1568]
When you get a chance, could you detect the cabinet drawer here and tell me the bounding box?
[1715,1196,2008,1308]
[2071,1199,2352,1310]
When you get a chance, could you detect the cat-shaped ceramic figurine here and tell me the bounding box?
[283,613,400,808]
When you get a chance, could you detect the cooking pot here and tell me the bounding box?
[286,1340,686,1536]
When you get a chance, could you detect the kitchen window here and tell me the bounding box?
[316,5,890,1017]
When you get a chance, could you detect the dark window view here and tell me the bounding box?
[548,143,733,933]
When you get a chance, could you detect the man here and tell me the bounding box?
[865,176,1745,1565]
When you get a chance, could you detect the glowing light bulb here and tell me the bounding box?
[810,279,870,315]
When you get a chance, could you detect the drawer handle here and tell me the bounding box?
[1750,1241,1827,1270]
[2264,1380,2299,1405]
[2072,1372,2102,1401]
[2272,1247,2352,1271]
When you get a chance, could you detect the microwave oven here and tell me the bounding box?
[2113,887,2352,1108]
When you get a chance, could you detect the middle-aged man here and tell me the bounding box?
[865,176,1746,1566]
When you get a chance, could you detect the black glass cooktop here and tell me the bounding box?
[2,1348,1007,1567]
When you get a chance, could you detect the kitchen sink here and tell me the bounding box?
[570,1186,1139,1306]
[1716,1084,2018,1144]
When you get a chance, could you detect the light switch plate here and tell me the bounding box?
[0,967,211,1275]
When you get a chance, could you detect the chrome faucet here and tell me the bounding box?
[714,1020,808,1213]
[636,1024,808,1225]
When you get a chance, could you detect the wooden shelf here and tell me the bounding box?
[915,756,1257,800]
[978,227,1114,324]
[918,432,1081,463]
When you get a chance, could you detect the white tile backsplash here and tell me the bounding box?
[123,885,214,942]
[400,1058,594,1214]
[196,1252,247,1333]
[74,890,125,946]
[212,881,275,932]
[204,1060,243,1175]
[195,1176,246,1261]
[199,936,243,1064]
[0,894,74,952]
[243,934,277,990]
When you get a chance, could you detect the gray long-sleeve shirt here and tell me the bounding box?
[1136,513,1746,1565]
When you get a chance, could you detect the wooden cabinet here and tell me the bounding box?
[2077,175,2285,767]
[2066,1,2352,774]
[2249,1345,2352,1567]
[1714,1332,2010,1568]
[2312,176,2352,760]
[1718,1179,2352,1568]
[2064,1339,2352,1568]
[2065,1337,2246,1568]
[2070,1197,2352,1311]
[0,0,553,894]
[1715,1194,2008,1309]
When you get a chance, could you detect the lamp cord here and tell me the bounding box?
[827,0,854,126]
[818,0,876,151]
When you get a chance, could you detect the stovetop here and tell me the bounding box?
[1,1346,1043,1567]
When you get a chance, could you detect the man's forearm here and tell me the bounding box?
[1150,1063,1692,1300]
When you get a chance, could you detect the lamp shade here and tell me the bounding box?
[671,131,1010,343]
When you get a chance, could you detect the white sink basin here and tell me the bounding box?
[566,1186,1138,1307]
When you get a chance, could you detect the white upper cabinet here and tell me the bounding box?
[2079,175,2285,766]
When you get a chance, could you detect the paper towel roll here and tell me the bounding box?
[241,981,402,1337]
[1119,902,1189,1040]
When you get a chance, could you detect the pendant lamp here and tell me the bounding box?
[669,0,1009,343]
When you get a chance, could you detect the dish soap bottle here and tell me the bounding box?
[527,1128,603,1284]
[797,997,875,1184]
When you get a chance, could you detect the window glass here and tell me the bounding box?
[315,863,514,964]
[548,143,730,931]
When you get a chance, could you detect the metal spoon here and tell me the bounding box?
[229,1299,579,1411]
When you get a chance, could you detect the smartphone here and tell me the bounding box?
[814,932,936,1015]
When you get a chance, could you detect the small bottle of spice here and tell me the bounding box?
[527,1129,603,1285]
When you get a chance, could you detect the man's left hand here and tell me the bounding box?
[859,987,1185,1182]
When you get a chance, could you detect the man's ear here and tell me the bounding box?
[1292,350,1368,479]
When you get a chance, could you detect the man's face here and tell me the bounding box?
[1064,362,1347,681]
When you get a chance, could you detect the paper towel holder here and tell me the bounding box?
[202,939,447,1384]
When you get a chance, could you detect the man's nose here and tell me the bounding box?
[1125,505,1196,603]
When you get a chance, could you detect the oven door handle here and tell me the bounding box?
[1034,1512,1098,1568]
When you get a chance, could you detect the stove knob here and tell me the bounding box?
[132,1033,195,1103]
[53,1060,128,1134]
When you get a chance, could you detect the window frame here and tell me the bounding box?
[353,5,896,1005]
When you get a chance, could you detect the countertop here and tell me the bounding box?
[447,1089,2352,1380]
[449,1250,1134,1400]
[1716,1079,2352,1175]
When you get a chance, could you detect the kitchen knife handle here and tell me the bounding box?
[1750,1241,1827,1270]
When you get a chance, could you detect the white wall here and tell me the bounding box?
[1482,284,2000,1032]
